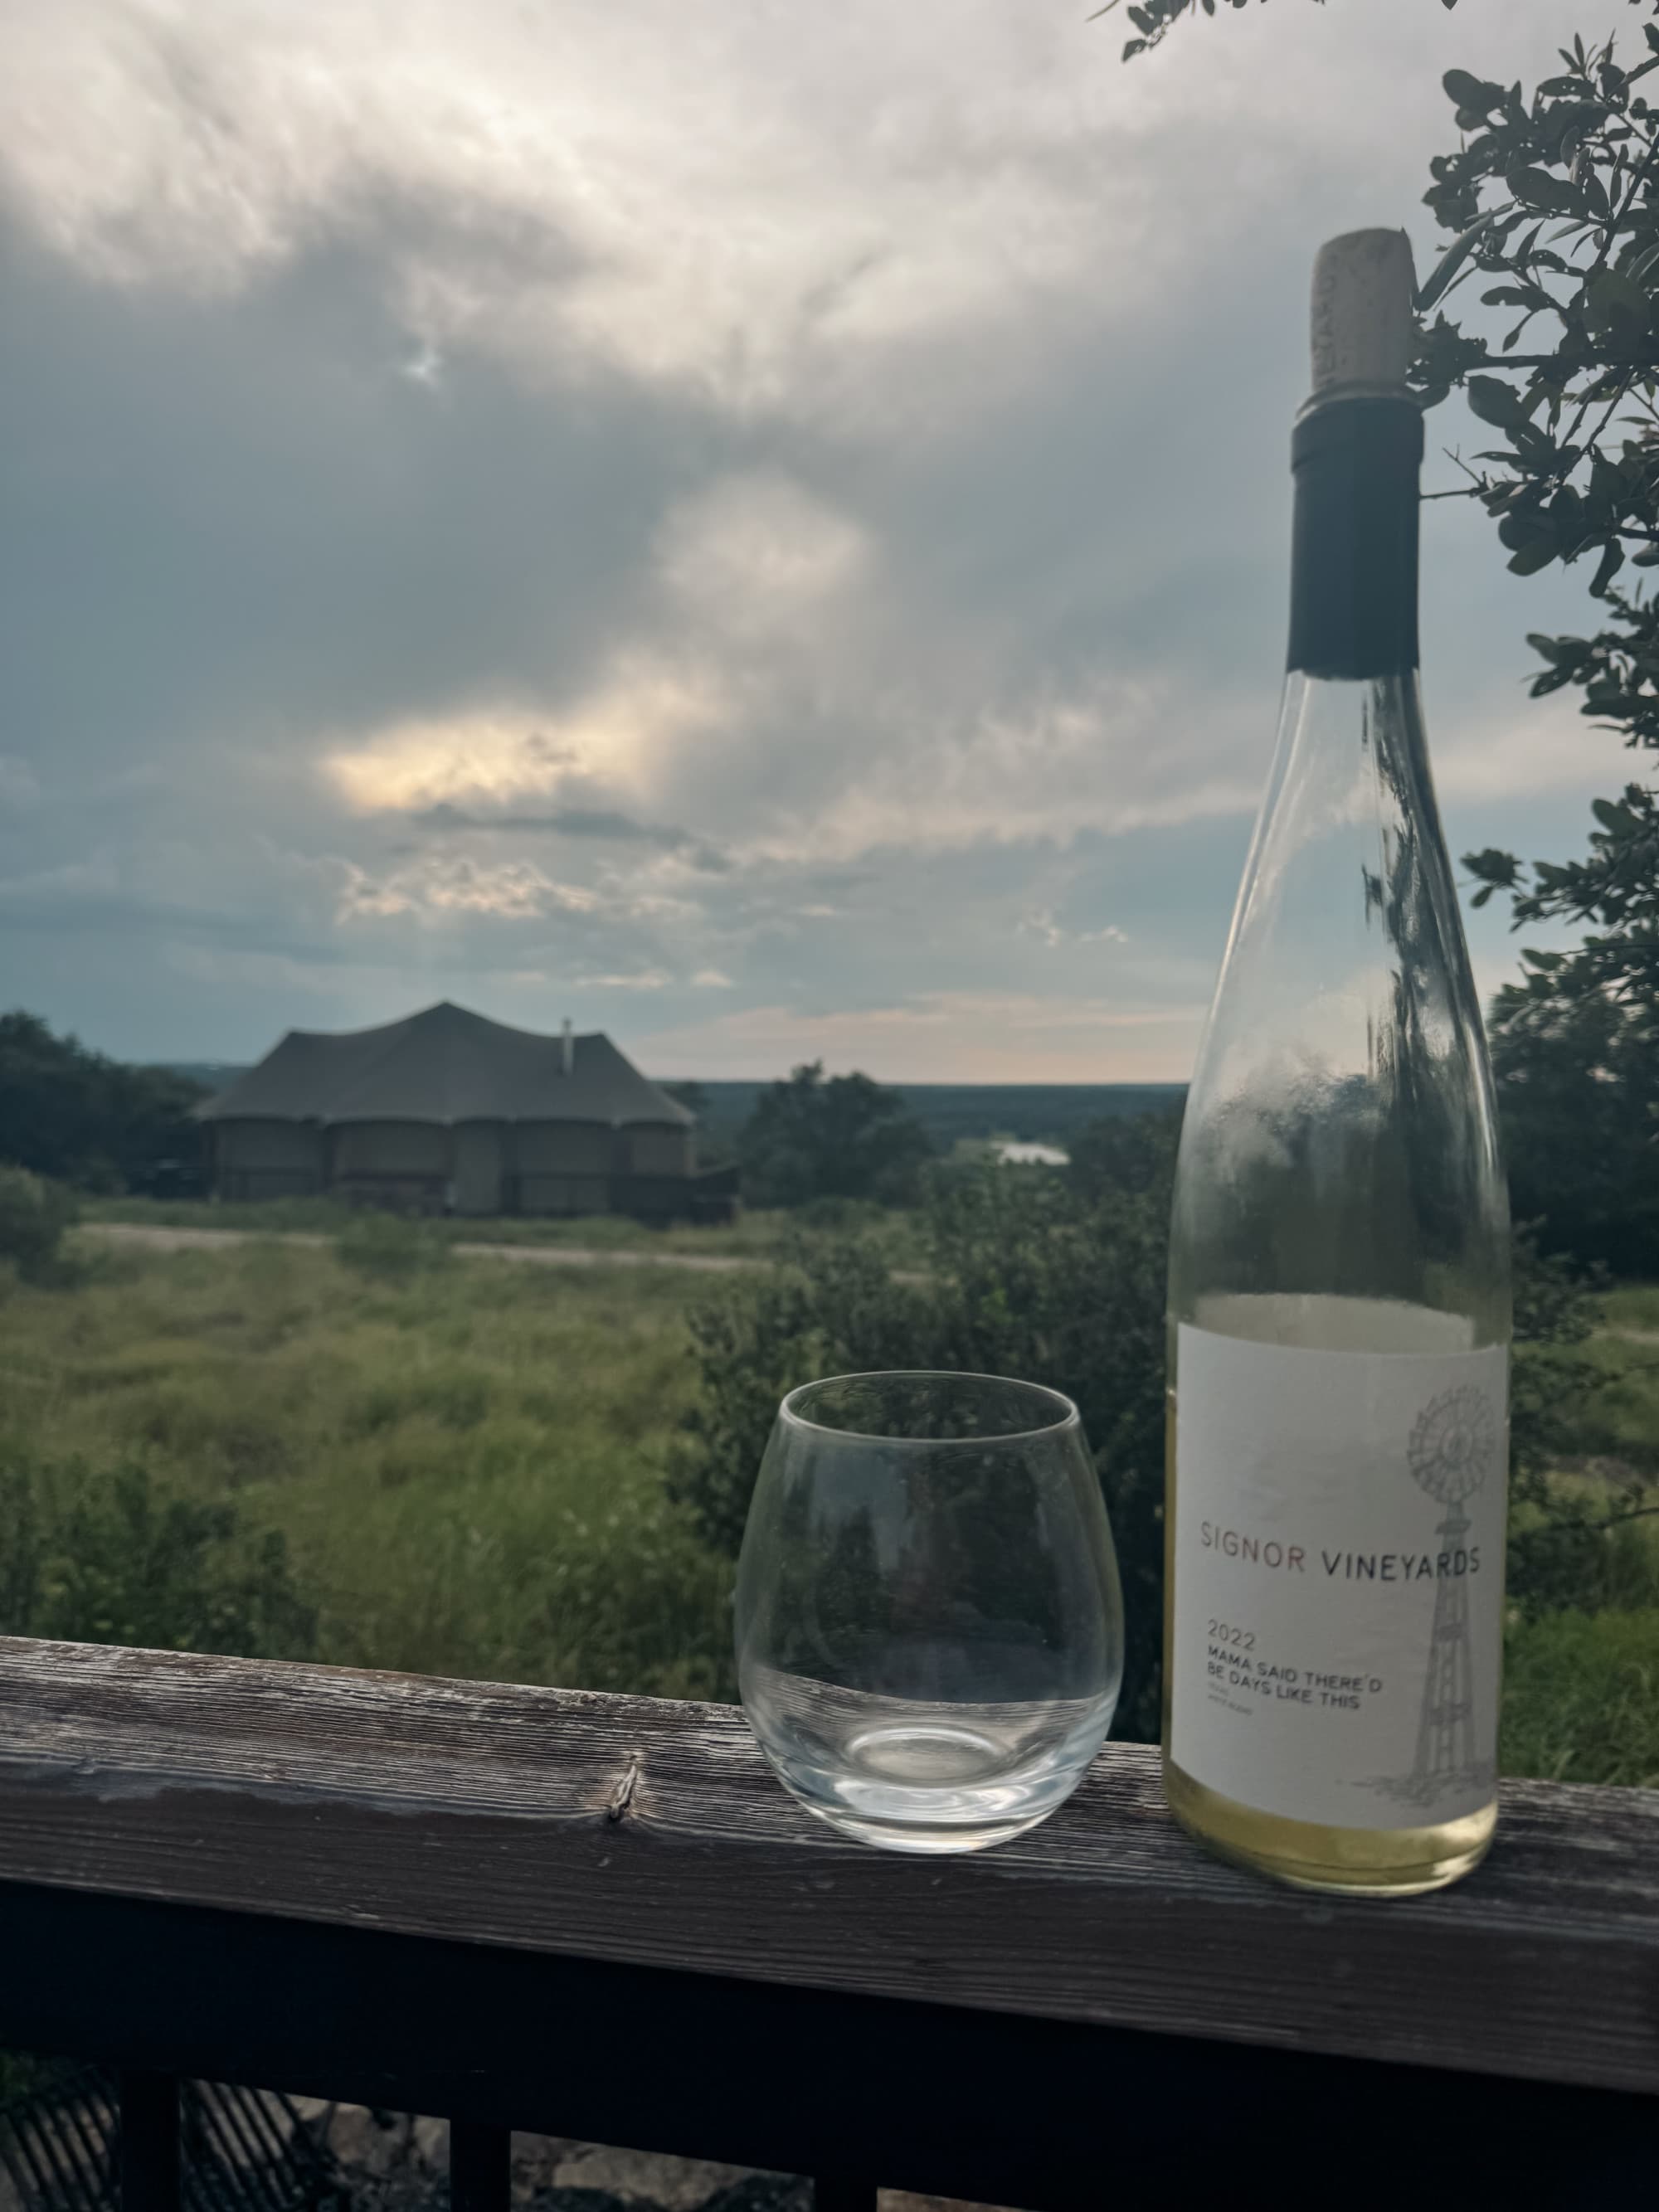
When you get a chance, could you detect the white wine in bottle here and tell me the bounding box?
[1162,229,1511,1896]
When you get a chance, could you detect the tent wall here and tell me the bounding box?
[511,1121,609,1217]
[512,1125,611,1174]
[209,1115,709,1220]
[625,1125,695,1178]
[331,1121,451,1211]
[332,1123,450,1177]
[452,1124,504,1217]
[212,1120,325,1203]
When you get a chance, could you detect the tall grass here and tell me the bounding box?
[1600,1281,1659,1336]
[1497,1286,1659,1784]
[1570,1322,1659,1481]
[0,1241,735,1699]
[1503,1609,1659,1788]
[80,1194,929,1266]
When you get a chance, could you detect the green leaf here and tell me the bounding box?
[1467,374,1525,428]
[1415,214,1495,312]
[1443,68,1503,113]
[1584,270,1649,328]
[1509,540,1559,576]
[1591,539,1627,596]
[1463,847,1522,891]
[1530,665,1579,696]
[1507,165,1588,216]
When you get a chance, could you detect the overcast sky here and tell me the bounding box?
[0,0,1640,1079]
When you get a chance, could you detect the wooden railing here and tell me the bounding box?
[0,1636,1656,2211]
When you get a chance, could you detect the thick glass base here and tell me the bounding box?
[763,1717,1096,1855]
[1162,1752,1496,1896]
[791,1791,1053,1855]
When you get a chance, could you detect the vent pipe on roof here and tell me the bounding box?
[562,1018,574,1077]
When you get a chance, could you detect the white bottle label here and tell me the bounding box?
[1171,1323,1508,1830]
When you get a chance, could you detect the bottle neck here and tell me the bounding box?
[1287,395,1423,682]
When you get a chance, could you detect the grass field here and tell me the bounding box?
[0,1236,732,1699]
[83,1193,927,1268]
[1565,1281,1659,1480]
[1501,1608,1659,1787]
[2,1233,1657,1787]
[85,1191,786,1256]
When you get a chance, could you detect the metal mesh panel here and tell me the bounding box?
[0,2070,343,2212]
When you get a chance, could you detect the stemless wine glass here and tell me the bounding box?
[735,1370,1124,1853]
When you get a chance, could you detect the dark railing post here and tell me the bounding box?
[814,2181,878,2212]
[450,2119,509,2212]
[118,2073,179,2212]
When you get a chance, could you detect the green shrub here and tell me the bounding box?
[795,1194,892,1236]
[738,1062,932,1208]
[0,1460,317,1658]
[674,1124,1612,1744]
[336,1210,451,1282]
[672,1233,932,1555]
[1503,1608,1659,1788]
[1506,1234,1659,1615]
[673,1152,1170,1738]
[1065,1108,1181,1201]
[0,1164,78,1282]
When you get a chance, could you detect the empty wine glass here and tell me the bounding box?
[735,1370,1124,1853]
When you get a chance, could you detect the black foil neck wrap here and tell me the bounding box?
[1287,393,1423,679]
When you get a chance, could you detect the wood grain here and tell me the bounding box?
[0,1636,1656,2096]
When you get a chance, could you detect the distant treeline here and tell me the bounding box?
[664,1063,1189,1213]
[666,1079,1188,1155]
[2,1014,206,1194]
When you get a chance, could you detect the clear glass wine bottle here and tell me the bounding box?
[1162,231,1511,1895]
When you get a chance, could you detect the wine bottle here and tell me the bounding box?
[1162,230,1511,1896]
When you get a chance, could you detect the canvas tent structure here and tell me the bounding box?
[197,1002,734,1223]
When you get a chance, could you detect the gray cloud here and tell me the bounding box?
[409,801,730,871]
[0,0,1633,1073]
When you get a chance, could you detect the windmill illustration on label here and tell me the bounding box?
[1368,1381,1500,1808]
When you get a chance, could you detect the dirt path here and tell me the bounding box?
[80,1220,763,1276]
[1603,1324,1659,1349]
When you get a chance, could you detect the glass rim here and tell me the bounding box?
[778,1369,1081,1446]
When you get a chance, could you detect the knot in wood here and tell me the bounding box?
[606,1757,641,1824]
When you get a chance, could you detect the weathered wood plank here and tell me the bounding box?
[0,1636,1655,2097]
